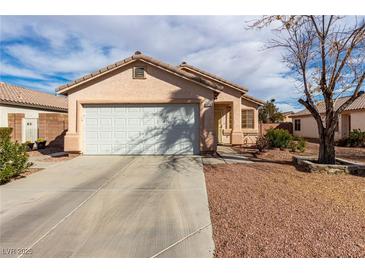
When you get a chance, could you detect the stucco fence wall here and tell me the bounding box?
[8,113,24,142]
[38,113,68,148]
[7,112,68,148]
[259,122,293,136]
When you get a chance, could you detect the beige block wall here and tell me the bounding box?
[350,111,365,131]
[64,61,215,153]
[293,115,342,140]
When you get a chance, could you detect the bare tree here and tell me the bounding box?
[251,16,365,164]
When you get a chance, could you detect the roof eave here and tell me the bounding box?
[0,100,67,112]
[56,57,136,94]
[241,95,265,106]
[179,64,248,94]
[57,55,222,95]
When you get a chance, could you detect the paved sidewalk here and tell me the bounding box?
[202,146,253,165]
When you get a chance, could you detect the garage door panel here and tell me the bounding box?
[85,144,98,154]
[113,107,126,113]
[99,144,113,154]
[85,131,98,142]
[113,132,127,143]
[100,107,112,115]
[112,144,127,154]
[114,118,126,127]
[99,131,113,141]
[84,104,199,155]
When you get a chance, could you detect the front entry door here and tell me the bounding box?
[214,109,224,144]
[23,118,38,143]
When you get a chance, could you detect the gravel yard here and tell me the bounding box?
[204,144,365,257]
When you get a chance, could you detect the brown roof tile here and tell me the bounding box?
[0,82,67,112]
[291,94,365,117]
[179,62,249,93]
[241,93,265,106]
[56,52,223,94]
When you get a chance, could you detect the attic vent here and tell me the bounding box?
[133,67,145,79]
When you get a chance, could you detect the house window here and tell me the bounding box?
[241,109,254,129]
[133,67,145,79]
[294,119,301,131]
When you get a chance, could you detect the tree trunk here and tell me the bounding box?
[318,129,336,164]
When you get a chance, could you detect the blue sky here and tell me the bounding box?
[0,16,303,111]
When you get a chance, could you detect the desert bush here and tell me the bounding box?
[347,129,365,147]
[288,137,306,152]
[0,128,30,185]
[265,128,293,148]
[256,136,270,152]
[336,129,365,147]
[0,127,13,142]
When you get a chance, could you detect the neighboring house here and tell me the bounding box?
[0,82,68,145]
[281,111,294,122]
[290,94,365,140]
[56,51,264,155]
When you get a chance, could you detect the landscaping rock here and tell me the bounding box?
[292,155,365,175]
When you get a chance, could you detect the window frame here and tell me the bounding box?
[241,109,255,129]
[294,119,301,131]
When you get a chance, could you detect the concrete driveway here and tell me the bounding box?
[0,156,214,258]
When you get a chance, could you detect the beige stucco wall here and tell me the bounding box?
[283,116,292,123]
[64,61,215,153]
[214,85,243,144]
[0,104,63,127]
[292,115,342,140]
[241,98,260,145]
[180,66,261,145]
[349,111,365,131]
[187,75,260,145]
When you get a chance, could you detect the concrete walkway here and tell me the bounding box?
[202,146,253,165]
[0,156,214,258]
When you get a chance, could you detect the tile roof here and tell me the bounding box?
[56,52,223,94]
[178,62,249,93]
[0,82,67,112]
[291,94,365,117]
[241,93,265,106]
[282,111,295,115]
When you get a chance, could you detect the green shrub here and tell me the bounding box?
[288,137,306,152]
[335,129,365,147]
[0,127,13,142]
[265,128,293,148]
[36,137,46,142]
[256,136,270,152]
[347,129,365,147]
[0,128,30,185]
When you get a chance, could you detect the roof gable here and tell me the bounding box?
[56,52,223,95]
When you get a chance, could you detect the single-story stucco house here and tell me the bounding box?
[0,82,68,144]
[56,51,264,155]
[290,94,365,140]
[281,111,294,123]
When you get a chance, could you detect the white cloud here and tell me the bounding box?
[0,62,45,79]
[0,16,302,108]
[276,102,303,112]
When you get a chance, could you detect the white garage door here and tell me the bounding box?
[83,104,200,155]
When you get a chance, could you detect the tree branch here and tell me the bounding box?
[335,71,365,115]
